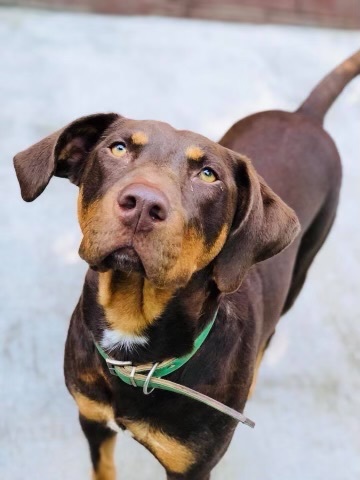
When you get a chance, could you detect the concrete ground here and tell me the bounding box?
[0,7,359,480]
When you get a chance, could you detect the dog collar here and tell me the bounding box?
[94,310,255,428]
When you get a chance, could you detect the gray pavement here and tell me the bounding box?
[0,7,359,480]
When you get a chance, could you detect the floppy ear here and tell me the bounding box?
[213,154,300,293]
[13,113,119,202]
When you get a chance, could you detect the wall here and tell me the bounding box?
[2,0,360,29]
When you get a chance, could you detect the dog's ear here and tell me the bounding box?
[213,154,300,293]
[13,113,120,202]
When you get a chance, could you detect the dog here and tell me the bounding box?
[13,50,359,480]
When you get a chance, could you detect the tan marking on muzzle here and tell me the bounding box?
[166,224,229,285]
[121,419,195,474]
[77,196,103,263]
[98,271,174,335]
[186,146,204,161]
[131,131,149,146]
[77,190,102,239]
[97,226,228,333]
[77,189,123,265]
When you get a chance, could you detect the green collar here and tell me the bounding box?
[93,308,256,428]
[94,309,218,384]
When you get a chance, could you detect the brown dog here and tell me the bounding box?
[14,50,359,480]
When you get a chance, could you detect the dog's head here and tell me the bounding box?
[14,113,300,293]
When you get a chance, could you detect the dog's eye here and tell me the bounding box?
[110,142,127,157]
[199,167,217,183]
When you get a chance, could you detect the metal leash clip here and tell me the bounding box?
[143,363,159,395]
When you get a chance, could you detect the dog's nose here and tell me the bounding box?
[117,184,169,232]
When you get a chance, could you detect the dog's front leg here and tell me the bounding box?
[79,415,117,480]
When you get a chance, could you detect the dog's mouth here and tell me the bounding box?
[96,246,145,274]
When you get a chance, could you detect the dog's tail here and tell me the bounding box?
[297,49,360,123]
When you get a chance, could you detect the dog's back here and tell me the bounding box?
[220,52,360,340]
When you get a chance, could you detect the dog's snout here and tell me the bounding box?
[118,184,169,232]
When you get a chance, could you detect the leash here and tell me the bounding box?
[94,311,255,429]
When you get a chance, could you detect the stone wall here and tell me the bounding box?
[2,0,360,28]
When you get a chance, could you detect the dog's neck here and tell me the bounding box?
[82,268,220,365]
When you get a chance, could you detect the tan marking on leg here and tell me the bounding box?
[92,436,117,480]
[73,391,113,423]
[186,146,204,161]
[98,271,174,335]
[248,347,266,399]
[122,420,195,474]
[131,131,148,146]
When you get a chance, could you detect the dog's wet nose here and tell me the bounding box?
[118,184,169,232]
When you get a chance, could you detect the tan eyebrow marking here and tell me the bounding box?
[186,146,204,161]
[131,131,148,146]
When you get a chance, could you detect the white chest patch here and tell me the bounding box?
[101,328,148,354]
